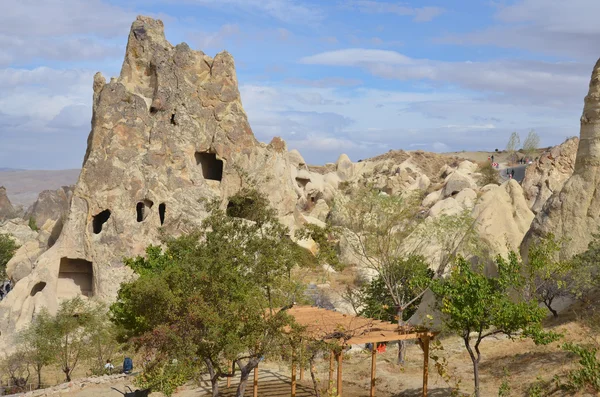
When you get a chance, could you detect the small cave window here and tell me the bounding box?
[227,197,257,221]
[159,203,166,225]
[92,210,111,234]
[58,258,94,298]
[296,177,310,189]
[30,282,46,297]
[195,152,223,181]
[136,199,154,222]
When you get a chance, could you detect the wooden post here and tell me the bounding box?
[370,343,377,397]
[337,350,343,397]
[328,350,335,389]
[227,360,232,388]
[291,360,297,397]
[253,365,259,397]
[422,336,430,397]
[300,342,305,381]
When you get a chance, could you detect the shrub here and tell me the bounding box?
[477,161,499,186]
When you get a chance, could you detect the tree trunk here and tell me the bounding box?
[544,299,558,317]
[309,358,321,397]
[64,368,71,383]
[204,359,220,397]
[397,307,406,364]
[464,336,480,397]
[235,358,259,397]
[37,364,42,389]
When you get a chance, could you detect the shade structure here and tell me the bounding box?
[285,305,437,397]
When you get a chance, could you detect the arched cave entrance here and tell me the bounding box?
[30,282,46,297]
[195,152,223,181]
[57,258,93,298]
[136,199,154,222]
[92,209,111,234]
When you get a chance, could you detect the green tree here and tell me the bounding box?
[19,310,57,388]
[506,132,521,164]
[111,189,306,397]
[522,129,541,160]
[431,254,559,397]
[53,297,104,381]
[0,233,19,279]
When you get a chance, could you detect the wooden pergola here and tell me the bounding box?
[284,305,437,397]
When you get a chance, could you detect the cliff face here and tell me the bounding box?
[0,187,16,221]
[523,59,600,260]
[0,16,299,343]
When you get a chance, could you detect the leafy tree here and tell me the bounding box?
[431,254,560,397]
[53,297,104,381]
[0,233,19,279]
[522,129,541,160]
[1,350,31,393]
[506,132,521,164]
[111,189,306,397]
[358,255,433,323]
[19,310,57,388]
[333,186,428,362]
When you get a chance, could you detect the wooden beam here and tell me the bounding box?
[227,361,232,388]
[253,365,258,397]
[337,350,343,397]
[346,331,438,345]
[422,335,430,397]
[329,350,334,390]
[300,343,305,381]
[370,343,377,397]
[291,360,297,397]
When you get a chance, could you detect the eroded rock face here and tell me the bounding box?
[0,187,16,221]
[521,137,578,214]
[523,59,600,260]
[0,16,298,345]
[25,186,73,232]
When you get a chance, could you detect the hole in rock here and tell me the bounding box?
[159,203,166,225]
[296,177,310,189]
[58,258,93,298]
[170,113,177,125]
[195,152,223,181]
[136,200,154,222]
[227,197,257,221]
[92,210,111,234]
[30,282,46,297]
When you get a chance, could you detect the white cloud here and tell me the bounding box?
[193,24,241,50]
[438,0,600,60]
[166,0,322,24]
[344,0,444,22]
[300,48,590,108]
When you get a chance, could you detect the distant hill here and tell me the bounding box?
[0,167,23,171]
[0,169,80,207]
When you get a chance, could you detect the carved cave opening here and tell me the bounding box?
[159,203,166,225]
[57,258,93,298]
[195,152,223,181]
[92,209,111,234]
[296,177,310,189]
[30,282,47,297]
[226,197,257,221]
[137,199,154,222]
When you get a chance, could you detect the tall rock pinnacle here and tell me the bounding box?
[522,58,600,260]
[0,16,298,345]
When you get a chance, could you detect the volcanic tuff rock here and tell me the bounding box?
[0,16,300,344]
[523,59,600,260]
[0,187,16,221]
[521,137,578,214]
[25,186,73,234]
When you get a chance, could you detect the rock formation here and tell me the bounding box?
[523,59,600,260]
[521,137,578,214]
[25,186,73,234]
[0,187,16,221]
[0,16,300,344]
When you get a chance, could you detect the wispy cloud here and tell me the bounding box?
[344,0,444,22]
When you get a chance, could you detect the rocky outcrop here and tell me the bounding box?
[521,137,578,214]
[0,16,299,345]
[523,59,600,260]
[0,187,16,221]
[25,186,73,233]
[474,180,534,256]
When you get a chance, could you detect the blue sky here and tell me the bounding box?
[1,0,599,169]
